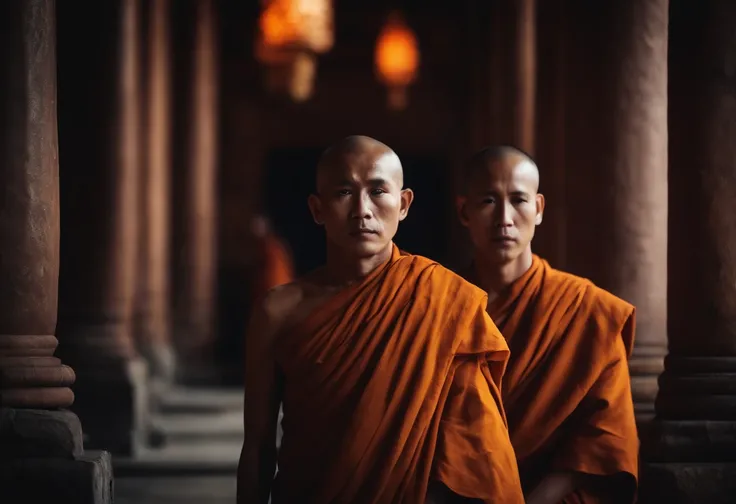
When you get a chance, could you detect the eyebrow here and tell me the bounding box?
[368,178,390,186]
[335,178,391,186]
[478,190,531,197]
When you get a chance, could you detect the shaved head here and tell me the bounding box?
[308,135,414,260]
[456,145,545,266]
[459,145,539,196]
[316,135,404,192]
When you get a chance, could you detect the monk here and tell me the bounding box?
[455,146,639,504]
[237,136,524,504]
[249,214,295,300]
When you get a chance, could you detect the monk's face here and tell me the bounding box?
[308,150,414,258]
[457,155,544,264]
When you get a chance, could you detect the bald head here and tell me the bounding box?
[308,135,414,258]
[459,145,539,196]
[316,135,403,193]
[456,145,544,265]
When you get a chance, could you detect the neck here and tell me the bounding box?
[324,241,393,286]
[474,246,534,300]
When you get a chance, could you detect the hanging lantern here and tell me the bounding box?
[256,0,334,102]
[375,11,419,111]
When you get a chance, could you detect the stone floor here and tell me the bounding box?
[114,386,243,503]
[115,476,236,504]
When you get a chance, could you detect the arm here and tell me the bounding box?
[237,297,283,504]
[525,471,587,504]
[431,304,524,503]
[425,481,451,504]
[529,336,638,504]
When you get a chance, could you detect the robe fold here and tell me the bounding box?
[480,255,638,503]
[272,245,524,504]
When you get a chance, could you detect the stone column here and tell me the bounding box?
[598,0,669,425]
[452,0,538,270]
[0,1,112,502]
[531,0,567,270]
[641,1,736,501]
[56,0,149,455]
[561,0,668,425]
[485,0,534,149]
[173,0,219,384]
[514,0,536,155]
[136,0,176,387]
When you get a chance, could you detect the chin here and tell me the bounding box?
[345,240,390,258]
[486,246,521,265]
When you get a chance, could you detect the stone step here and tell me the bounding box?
[151,409,243,441]
[156,386,244,414]
[113,438,241,477]
[115,475,236,504]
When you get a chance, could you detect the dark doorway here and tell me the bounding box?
[263,148,452,275]
[394,154,452,264]
[264,148,325,276]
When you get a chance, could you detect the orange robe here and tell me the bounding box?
[272,245,524,504]
[252,233,294,300]
[474,255,638,503]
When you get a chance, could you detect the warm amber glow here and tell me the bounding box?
[375,12,419,88]
[258,0,333,54]
[256,0,333,102]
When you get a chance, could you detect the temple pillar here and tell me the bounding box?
[172,0,220,384]
[484,0,535,150]
[136,0,176,388]
[598,0,669,425]
[218,95,267,384]
[452,0,538,270]
[531,0,567,269]
[513,0,536,155]
[0,1,112,501]
[560,0,668,425]
[56,0,149,455]
[640,1,736,502]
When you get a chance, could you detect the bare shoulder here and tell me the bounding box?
[261,281,305,321]
[248,281,307,351]
[252,268,334,331]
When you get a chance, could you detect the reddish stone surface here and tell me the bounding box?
[0,0,75,411]
[136,0,176,383]
[642,1,736,501]
[600,0,669,421]
[172,0,219,382]
[55,0,149,455]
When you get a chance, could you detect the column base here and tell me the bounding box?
[138,341,177,385]
[0,450,113,504]
[629,344,665,428]
[640,419,736,503]
[644,420,736,461]
[71,357,151,455]
[639,463,736,504]
[0,408,83,458]
[0,409,111,503]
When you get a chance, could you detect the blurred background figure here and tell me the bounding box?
[249,213,295,300]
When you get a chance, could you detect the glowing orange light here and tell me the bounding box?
[256,0,333,102]
[375,12,419,110]
[259,0,333,53]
